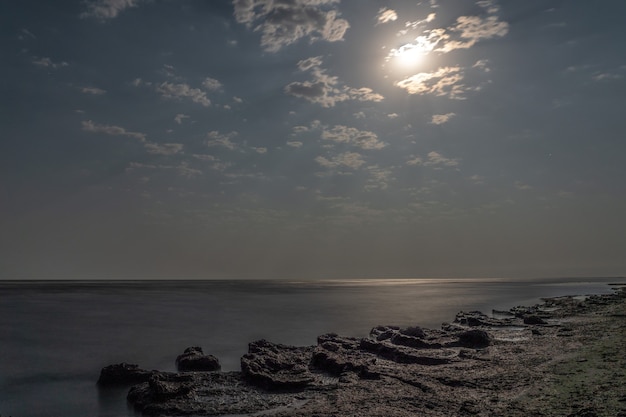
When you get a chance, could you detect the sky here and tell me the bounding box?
[1,0,625,280]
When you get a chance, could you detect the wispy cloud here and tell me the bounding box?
[82,120,183,155]
[395,67,467,99]
[144,142,184,155]
[365,165,394,190]
[321,125,386,150]
[430,113,456,125]
[377,8,398,25]
[156,82,211,107]
[315,152,366,170]
[82,120,146,141]
[285,57,384,107]
[206,131,238,150]
[174,114,190,124]
[80,0,141,19]
[407,151,460,168]
[435,15,509,53]
[81,87,107,95]
[233,0,350,52]
[202,77,222,91]
[32,57,68,69]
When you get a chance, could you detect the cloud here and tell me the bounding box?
[515,181,533,191]
[407,151,460,168]
[286,141,303,148]
[32,57,68,69]
[177,162,202,178]
[192,154,231,171]
[80,0,141,19]
[83,120,187,157]
[395,67,467,99]
[425,151,459,167]
[18,28,36,40]
[365,165,394,190]
[233,0,350,52]
[253,147,268,154]
[174,114,190,124]
[82,120,146,141]
[435,15,508,53]
[81,87,107,95]
[430,113,456,125]
[285,57,384,107]
[206,130,238,150]
[377,8,398,24]
[156,82,211,107]
[472,59,491,72]
[315,152,366,170]
[144,142,184,155]
[202,77,222,91]
[321,125,386,150]
[592,72,622,81]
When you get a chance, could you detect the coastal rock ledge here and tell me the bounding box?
[100,287,626,416]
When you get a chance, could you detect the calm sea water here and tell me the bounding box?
[0,277,622,417]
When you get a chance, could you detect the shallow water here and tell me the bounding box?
[0,277,621,417]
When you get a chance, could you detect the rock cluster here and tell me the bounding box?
[98,288,626,416]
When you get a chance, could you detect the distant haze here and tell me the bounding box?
[1,1,625,279]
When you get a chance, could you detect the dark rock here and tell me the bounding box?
[390,333,442,349]
[457,329,491,348]
[523,315,547,325]
[97,363,153,386]
[359,338,452,365]
[127,372,194,410]
[369,325,398,341]
[240,339,315,391]
[175,346,221,372]
[399,326,426,338]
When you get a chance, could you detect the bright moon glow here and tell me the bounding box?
[393,44,425,67]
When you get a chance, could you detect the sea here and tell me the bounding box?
[0,277,622,417]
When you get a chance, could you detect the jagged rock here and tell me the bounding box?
[360,338,452,365]
[127,372,195,411]
[175,346,220,371]
[391,333,442,349]
[457,329,491,348]
[97,363,154,386]
[240,339,315,391]
[399,325,426,338]
[369,325,399,341]
[523,315,547,325]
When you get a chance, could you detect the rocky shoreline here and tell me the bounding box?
[99,286,626,416]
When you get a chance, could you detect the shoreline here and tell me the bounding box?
[99,285,626,416]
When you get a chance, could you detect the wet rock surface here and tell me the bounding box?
[100,287,626,416]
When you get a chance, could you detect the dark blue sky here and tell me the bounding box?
[1,0,625,279]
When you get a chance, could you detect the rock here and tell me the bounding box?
[399,326,426,338]
[523,315,547,325]
[391,333,442,349]
[369,325,398,341]
[127,372,197,413]
[359,338,452,365]
[457,329,491,348]
[175,346,221,372]
[97,363,153,386]
[240,339,315,391]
